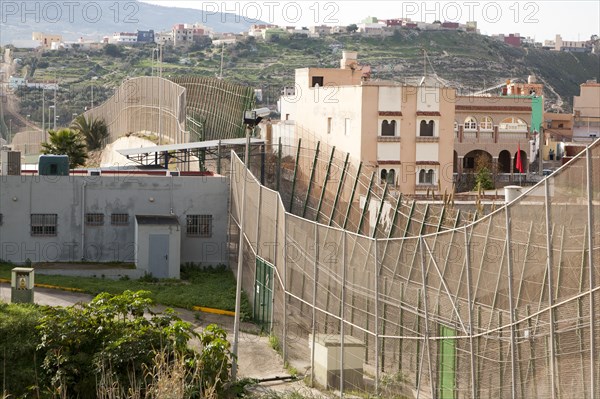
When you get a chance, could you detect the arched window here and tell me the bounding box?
[419,120,434,137]
[387,169,396,185]
[381,120,396,136]
[480,116,493,130]
[419,169,426,184]
[426,169,435,184]
[464,116,478,130]
[380,169,388,183]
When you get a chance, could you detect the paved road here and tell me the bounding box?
[0,284,91,306]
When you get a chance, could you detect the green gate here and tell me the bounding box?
[254,257,273,329]
[439,325,457,399]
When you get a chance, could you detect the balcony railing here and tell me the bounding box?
[499,123,528,132]
[416,136,439,143]
[377,136,401,142]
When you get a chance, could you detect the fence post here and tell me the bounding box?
[464,228,477,399]
[505,206,518,399]
[586,146,596,398]
[544,179,558,399]
[419,237,435,398]
[374,237,380,395]
[340,231,347,397]
[311,223,318,387]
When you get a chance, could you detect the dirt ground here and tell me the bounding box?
[0,284,328,398]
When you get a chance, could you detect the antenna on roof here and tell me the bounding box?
[423,48,427,81]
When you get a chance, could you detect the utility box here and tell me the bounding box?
[309,334,365,390]
[1,150,21,175]
[11,267,35,304]
[39,155,69,176]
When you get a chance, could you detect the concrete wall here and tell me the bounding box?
[0,175,229,265]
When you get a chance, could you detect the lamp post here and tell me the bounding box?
[91,76,98,109]
[49,105,56,132]
[53,82,57,130]
[41,88,45,141]
[151,47,159,76]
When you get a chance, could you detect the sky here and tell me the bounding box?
[141,1,599,42]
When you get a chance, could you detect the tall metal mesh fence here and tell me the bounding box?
[229,139,600,398]
[171,77,255,141]
[83,76,188,145]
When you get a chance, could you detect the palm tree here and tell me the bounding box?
[41,129,88,169]
[71,115,109,151]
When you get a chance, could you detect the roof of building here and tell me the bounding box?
[116,138,265,157]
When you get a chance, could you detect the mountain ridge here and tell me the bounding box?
[0,0,263,45]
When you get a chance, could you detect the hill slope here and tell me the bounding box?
[4,30,599,137]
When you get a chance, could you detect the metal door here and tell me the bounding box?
[439,325,457,399]
[254,257,273,329]
[148,234,169,278]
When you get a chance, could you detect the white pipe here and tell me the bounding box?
[81,181,86,260]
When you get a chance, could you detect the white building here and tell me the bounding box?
[0,172,230,275]
[155,32,174,46]
[111,32,138,44]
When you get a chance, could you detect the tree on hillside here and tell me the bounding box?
[41,129,87,168]
[71,115,109,151]
[104,43,122,58]
[346,24,358,33]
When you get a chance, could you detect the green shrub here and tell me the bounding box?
[37,290,199,398]
[474,167,495,191]
[0,302,43,397]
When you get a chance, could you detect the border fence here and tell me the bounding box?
[230,137,600,398]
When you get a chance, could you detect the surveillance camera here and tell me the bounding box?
[253,107,271,118]
[244,107,271,126]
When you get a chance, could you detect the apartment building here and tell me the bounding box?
[31,32,62,49]
[172,23,212,46]
[279,51,456,195]
[573,80,600,140]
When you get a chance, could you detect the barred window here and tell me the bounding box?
[31,214,57,236]
[186,215,212,237]
[111,213,129,226]
[85,213,104,226]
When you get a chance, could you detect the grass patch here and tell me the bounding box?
[0,263,251,319]
[269,334,282,353]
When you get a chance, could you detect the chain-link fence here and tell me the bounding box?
[230,138,600,398]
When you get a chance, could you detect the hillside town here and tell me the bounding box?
[1,2,600,399]
[22,15,600,53]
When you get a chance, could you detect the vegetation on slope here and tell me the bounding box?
[4,29,599,134]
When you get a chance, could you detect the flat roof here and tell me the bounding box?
[117,138,265,157]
